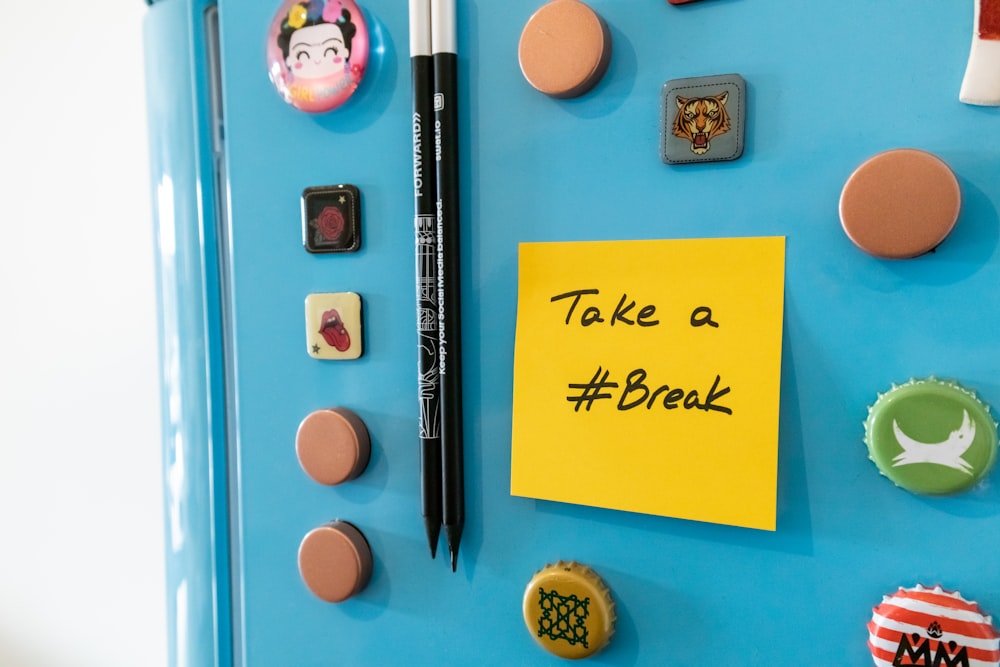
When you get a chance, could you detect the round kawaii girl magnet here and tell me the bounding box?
[266,0,370,113]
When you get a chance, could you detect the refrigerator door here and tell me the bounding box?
[146,0,1000,665]
[143,2,233,666]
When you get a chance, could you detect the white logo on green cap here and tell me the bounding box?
[892,409,975,474]
[865,378,998,495]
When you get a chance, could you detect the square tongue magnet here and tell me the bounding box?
[302,184,361,253]
[660,74,747,165]
[305,292,363,360]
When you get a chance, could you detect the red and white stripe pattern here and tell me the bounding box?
[868,585,1000,667]
[981,0,1000,39]
[961,0,1000,105]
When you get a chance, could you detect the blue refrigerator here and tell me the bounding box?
[143,0,1000,664]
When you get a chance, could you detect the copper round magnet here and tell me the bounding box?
[518,0,612,98]
[839,149,961,259]
[296,407,371,485]
[298,521,373,603]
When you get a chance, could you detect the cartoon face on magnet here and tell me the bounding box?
[267,0,369,113]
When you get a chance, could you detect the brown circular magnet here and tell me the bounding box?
[296,407,371,485]
[839,148,961,259]
[298,521,373,603]
[518,0,612,98]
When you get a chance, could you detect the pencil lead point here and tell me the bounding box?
[444,523,463,572]
[425,520,442,559]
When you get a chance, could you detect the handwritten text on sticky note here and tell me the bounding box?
[510,237,785,531]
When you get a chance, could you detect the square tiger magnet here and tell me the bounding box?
[660,73,746,165]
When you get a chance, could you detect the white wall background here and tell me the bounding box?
[0,2,167,666]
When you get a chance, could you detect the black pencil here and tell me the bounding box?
[431,0,464,572]
[410,0,442,559]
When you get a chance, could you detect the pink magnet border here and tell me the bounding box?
[266,0,370,113]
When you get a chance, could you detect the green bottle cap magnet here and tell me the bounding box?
[865,378,998,495]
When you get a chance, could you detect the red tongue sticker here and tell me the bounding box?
[982,0,1000,39]
[320,309,351,351]
[694,134,708,148]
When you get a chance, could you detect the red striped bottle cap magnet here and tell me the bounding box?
[868,584,1000,667]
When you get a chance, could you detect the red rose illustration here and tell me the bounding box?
[315,206,345,242]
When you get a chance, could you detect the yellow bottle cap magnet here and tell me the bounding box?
[518,0,612,98]
[839,149,961,259]
[296,407,371,485]
[522,561,615,659]
[298,520,373,602]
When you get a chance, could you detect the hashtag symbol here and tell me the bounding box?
[566,367,619,412]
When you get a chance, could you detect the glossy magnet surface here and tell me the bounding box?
[661,74,747,165]
[305,292,363,359]
[868,585,1000,666]
[865,378,998,495]
[302,184,361,253]
[266,0,370,113]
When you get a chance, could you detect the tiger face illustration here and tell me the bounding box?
[672,92,731,155]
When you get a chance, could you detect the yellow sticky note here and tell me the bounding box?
[510,237,785,530]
